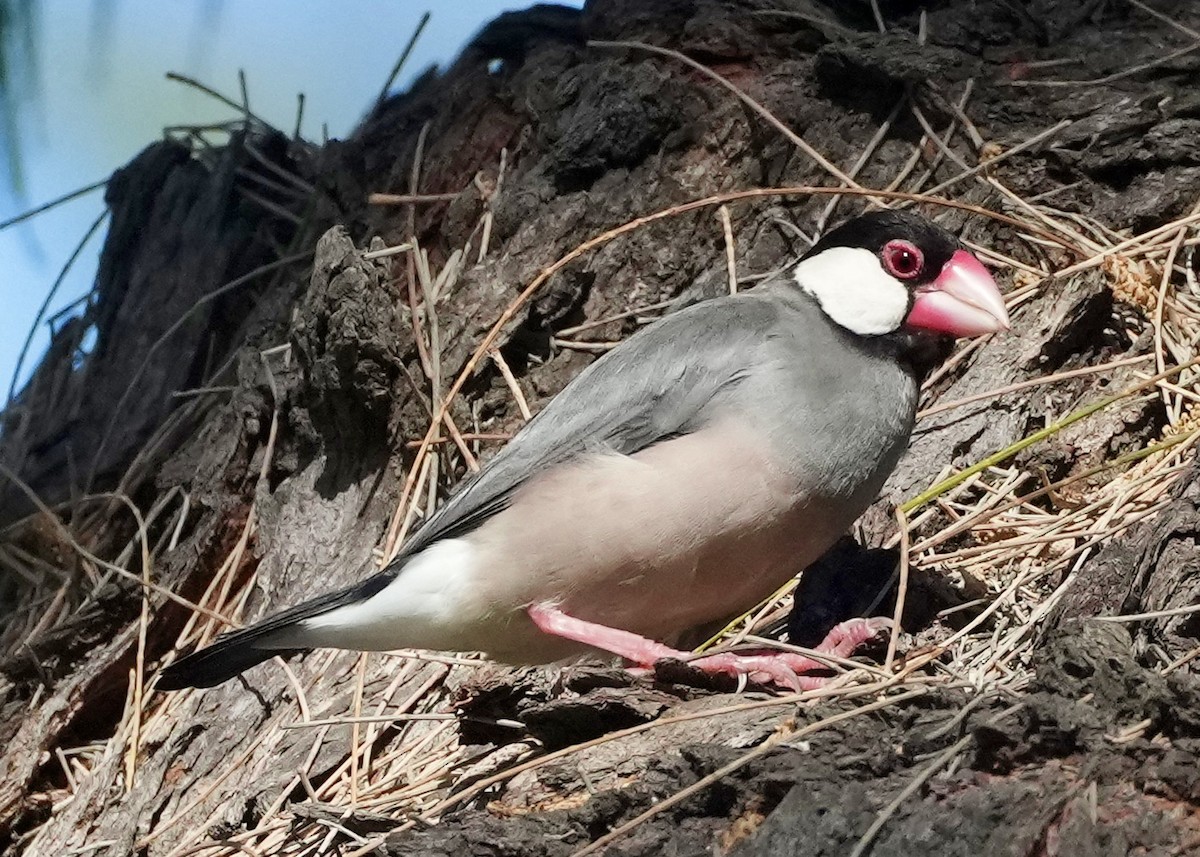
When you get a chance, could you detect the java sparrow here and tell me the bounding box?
[158,210,1009,692]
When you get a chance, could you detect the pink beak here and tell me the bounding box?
[905,250,1010,337]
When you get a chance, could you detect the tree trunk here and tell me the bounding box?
[3,1,1200,854]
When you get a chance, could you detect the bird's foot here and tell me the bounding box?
[527,604,890,692]
[809,616,893,657]
[680,617,891,691]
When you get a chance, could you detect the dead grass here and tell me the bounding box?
[3,18,1200,857]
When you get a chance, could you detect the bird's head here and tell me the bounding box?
[792,210,1010,344]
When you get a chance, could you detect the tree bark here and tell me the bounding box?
[3,1,1200,854]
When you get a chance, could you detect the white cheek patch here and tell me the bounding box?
[792,246,911,336]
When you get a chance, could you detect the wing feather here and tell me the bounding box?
[399,294,777,556]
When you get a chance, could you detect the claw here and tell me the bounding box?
[529,604,889,693]
[678,651,828,692]
[817,616,893,656]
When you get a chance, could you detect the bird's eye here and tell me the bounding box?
[882,240,923,280]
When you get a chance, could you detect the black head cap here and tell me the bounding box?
[803,210,961,289]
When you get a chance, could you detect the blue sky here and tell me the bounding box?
[0,1,579,401]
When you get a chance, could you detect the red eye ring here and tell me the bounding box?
[882,240,923,280]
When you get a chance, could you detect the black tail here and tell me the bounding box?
[156,566,402,690]
[156,626,305,690]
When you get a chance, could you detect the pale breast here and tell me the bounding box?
[461,418,882,662]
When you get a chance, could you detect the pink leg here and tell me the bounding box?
[527,604,889,692]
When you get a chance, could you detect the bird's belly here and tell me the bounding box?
[462,421,871,663]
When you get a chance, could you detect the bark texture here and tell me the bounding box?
[2,1,1200,855]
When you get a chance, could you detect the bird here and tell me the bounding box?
[157,210,1009,692]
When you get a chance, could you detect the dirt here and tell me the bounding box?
[3,0,1200,854]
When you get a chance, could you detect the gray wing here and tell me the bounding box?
[399,292,780,556]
